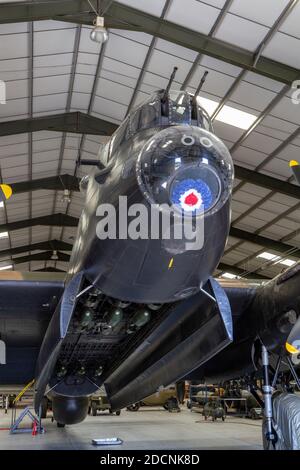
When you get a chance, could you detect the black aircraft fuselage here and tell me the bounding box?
[34,90,235,424]
[1,89,299,431]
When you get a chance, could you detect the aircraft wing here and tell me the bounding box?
[187,264,300,382]
[219,277,263,327]
[0,272,65,384]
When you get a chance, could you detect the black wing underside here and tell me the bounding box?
[184,279,262,382]
[187,266,300,383]
[0,272,65,384]
[0,272,263,390]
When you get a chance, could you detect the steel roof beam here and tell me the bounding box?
[0,213,79,232]
[2,117,297,199]
[13,251,71,264]
[0,111,298,200]
[59,28,109,249]
[0,112,117,137]
[217,262,270,279]
[46,25,82,272]
[125,0,172,115]
[59,5,300,86]
[234,165,300,199]
[0,2,299,84]
[226,125,300,258]
[10,165,298,201]
[181,0,234,91]
[10,174,80,194]
[0,239,72,259]
[229,227,300,258]
[34,267,67,272]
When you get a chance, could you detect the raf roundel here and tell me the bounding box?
[180,188,202,212]
[170,178,213,214]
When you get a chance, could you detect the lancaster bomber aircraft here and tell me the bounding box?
[1,78,300,449]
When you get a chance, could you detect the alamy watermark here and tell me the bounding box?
[95,196,205,251]
[0,80,6,105]
[291,80,300,105]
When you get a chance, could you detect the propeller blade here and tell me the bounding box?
[286,315,300,354]
[0,184,12,203]
[290,160,300,186]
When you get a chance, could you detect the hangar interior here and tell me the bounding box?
[0,0,299,278]
[0,0,300,451]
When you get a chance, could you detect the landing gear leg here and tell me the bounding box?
[286,355,300,390]
[261,345,277,450]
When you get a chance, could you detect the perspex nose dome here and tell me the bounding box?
[136,125,234,216]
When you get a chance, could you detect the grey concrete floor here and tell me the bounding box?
[0,407,262,450]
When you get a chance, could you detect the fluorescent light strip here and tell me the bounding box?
[217,105,257,130]
[257,252,297,267]
[221,272,241,279]
[276,258,296,267]
[197,97,257,130]
[0,264,12,271]
[197,97,219,116]
[257,252,280,261]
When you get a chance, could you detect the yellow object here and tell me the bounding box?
[168,258,174,269]
[0,184,12,200]
[286,342,300,354]
[13,379,35,404]
[289,160,299,167]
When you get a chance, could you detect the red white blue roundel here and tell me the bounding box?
[171,178,213,213]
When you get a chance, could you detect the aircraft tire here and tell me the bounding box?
[127,403,140,411]
[262,418,275,450]
[91,401,97,416]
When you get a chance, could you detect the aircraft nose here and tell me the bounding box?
[136,125,234,216]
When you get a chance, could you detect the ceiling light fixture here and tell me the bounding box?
[257,252,280,262]
[51,250,59,261]
[90,16,108,44]
[87,0,111,45]
[221,272,240,279]
[257,252,297,268]
[0,231,9,239]
[61,189,71,204]
[277,258,297,267]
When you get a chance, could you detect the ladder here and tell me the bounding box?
[10,406,44,434]
[10,380,44,434]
